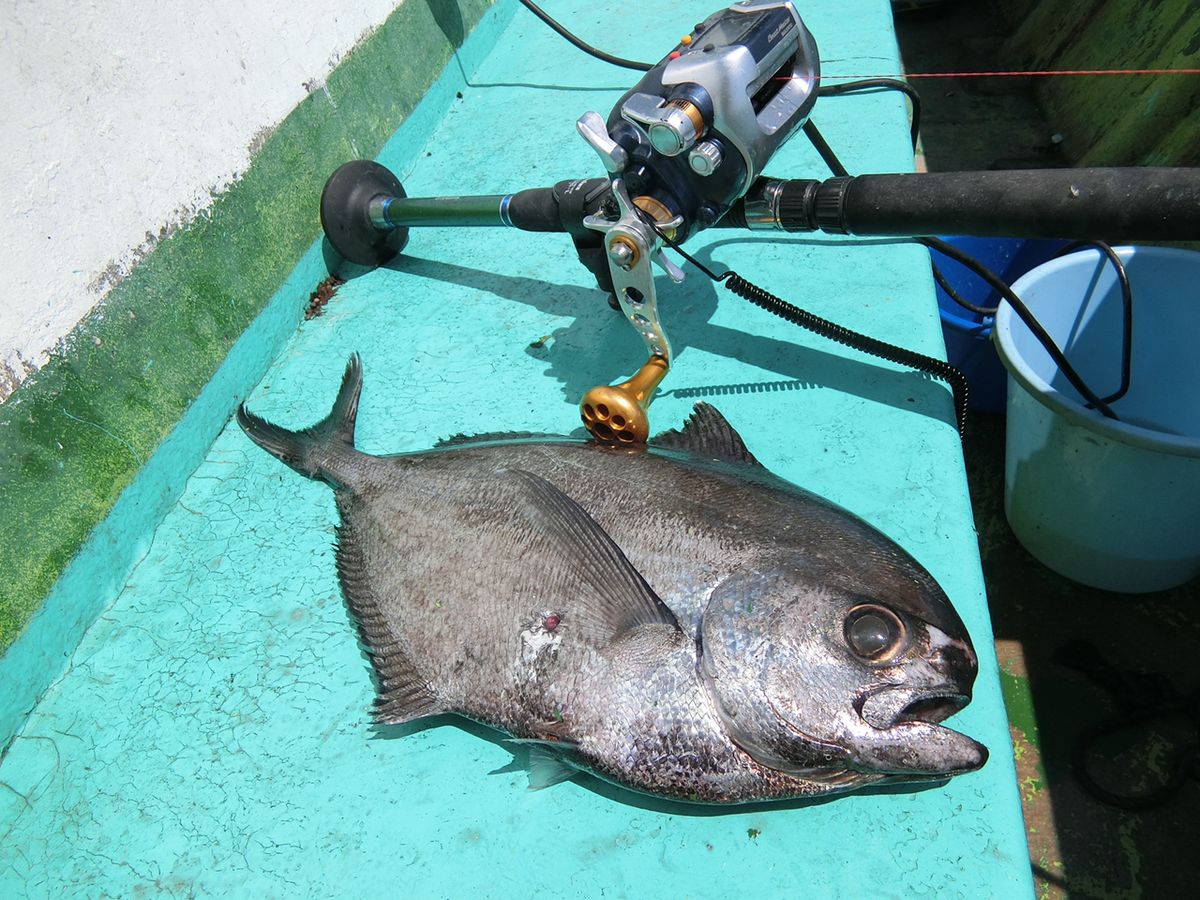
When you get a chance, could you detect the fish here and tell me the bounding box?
[237,354,987,804]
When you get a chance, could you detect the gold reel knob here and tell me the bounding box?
[580,355,669,445]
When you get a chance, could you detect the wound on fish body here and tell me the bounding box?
[237,354,987,804]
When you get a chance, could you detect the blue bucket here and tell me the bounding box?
[931,237,1067,413]
[994,246,1200,592]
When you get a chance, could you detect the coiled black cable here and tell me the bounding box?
[635,207,970,436]
[524,0,991,435]
[720,272,969,435]
[803,116,1127,423]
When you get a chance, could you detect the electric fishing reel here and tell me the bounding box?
[573,1,819,442]
[319,0,1200,444]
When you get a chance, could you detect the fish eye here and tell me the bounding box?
[844,604,907,662]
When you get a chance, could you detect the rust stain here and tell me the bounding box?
[304,275,345,320]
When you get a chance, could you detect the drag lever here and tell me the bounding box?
[577,112,629,174]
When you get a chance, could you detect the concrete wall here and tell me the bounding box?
[0,0,402,400]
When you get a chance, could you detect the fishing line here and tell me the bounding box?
[820,68,1200,80]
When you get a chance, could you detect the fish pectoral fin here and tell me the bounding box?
[650,403,763,468]
[525,745,583,792]
[505,730,583,791]
[501,469,683,640]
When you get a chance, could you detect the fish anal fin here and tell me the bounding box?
[372,682,443,726]
[336,515,444,725]
[651,402,762,467]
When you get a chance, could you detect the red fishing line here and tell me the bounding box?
[811,68,1200,80]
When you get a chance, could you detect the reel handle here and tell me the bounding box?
[579,355,669,445]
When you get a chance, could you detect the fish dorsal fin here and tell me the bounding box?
[505,469,682,639]
[434,431,563,448]
[651,403,762,467]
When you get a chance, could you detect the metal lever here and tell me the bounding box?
[577,112,629,174]
[582,179,681,363]
[579,178,684,444]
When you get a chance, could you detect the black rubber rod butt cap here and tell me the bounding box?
[320,160,409,266]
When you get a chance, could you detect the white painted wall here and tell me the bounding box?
[0,0,405,400]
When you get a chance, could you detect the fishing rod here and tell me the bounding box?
[319,0,1200,442]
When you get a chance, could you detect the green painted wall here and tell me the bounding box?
[996,0,1200,166]
[0,2,495,656]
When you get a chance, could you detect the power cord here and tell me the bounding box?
[517,1,651,71]
[522,0,972,434]
[635,207,970,436]
[818,78,922,149]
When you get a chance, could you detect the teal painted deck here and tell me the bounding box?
[0,1,1033,896]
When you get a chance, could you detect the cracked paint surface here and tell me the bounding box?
[0,2,1033,896]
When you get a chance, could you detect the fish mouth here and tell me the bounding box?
[853,684,987,776]
[859,685,970,730]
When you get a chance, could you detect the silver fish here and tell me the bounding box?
[238,355,986,804]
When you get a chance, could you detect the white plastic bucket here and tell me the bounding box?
[993,246,1200,593]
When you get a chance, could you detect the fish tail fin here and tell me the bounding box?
[237,353,363,487]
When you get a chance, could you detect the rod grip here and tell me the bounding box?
[506,178,612,235]
[728,168,1200,241]
[504,188,564,231]
[839,168,1200,240]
